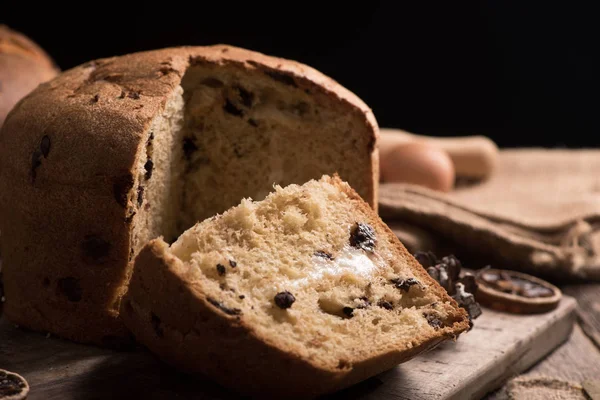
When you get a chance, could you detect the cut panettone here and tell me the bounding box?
[121,175,469,399]
[0,45,379,344]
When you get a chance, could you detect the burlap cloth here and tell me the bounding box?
[379,149,600,282]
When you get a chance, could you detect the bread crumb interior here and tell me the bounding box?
[131,64,374,256]
[164,177,462,369]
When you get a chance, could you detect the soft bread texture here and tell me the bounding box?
[121,175,469,399]
[0,45,379,344]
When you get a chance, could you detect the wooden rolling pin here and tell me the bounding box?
[379,128,499,180]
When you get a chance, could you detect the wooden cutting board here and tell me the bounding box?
[0,296,576,400]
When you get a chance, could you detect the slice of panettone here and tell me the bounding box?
[121,175,469,398]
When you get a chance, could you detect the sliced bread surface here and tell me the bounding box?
[121,175,469,398]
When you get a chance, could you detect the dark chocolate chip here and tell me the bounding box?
[424,313,444,329]
[0,369,28,396]
[223,98,244,117]
[424,253,466,295]
[113,174,134,208]
[391,278,419,292]
[91,94,99,103]
[118,90,126,99]
[452,283,483,322]
[127,91,140,100]
[436,264,451,291]
[81,235,111,263]
[40,135,51,157]
[265,70,298,87]
[458,273,478,296]
[183,137,198,160]
[31,149,42,183]
[314,250,334,260]
[248,118,259,127]
[137,186,144,206]
[57,277,82,302]
[201,77,224,88]
[207,297,241,316]
[229,260,237,268]
[239,295,245,300]
[377,300,394,310]
[144,159,154,180]
[426,266,440,282]
[441,255,462,282]
[216,264,226,276]
[151,313,164,338]
[414,251,439,268]
[342,307,354,318]
[349,222,376,252]
[235,85,254,108]
[356,297,371,309]
[274,291,295,309]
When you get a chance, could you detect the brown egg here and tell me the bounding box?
[380,141,455,192]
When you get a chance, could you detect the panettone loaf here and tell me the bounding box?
[0,45,379,344]
[121,175,469,398]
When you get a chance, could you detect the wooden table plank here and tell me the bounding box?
[485,282,600,400]
[0,297,577,400]
[563,284,600,350]
[527,323,600,382]
[485,323,600,399]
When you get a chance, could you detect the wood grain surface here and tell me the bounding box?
[563,284,600,350]
[485,283,600,400]
[0,297,576,400]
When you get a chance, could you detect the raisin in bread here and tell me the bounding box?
[0,45,379,345]
[121,175,469,399]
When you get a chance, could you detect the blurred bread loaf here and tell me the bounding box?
[0,25,59,126]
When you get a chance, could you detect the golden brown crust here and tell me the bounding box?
[121,177,468,398]
[0,45,378,345]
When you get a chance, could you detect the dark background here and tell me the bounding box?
[2,2,597,148]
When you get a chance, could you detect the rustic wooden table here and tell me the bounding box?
[486,283,600,399]
[1,275,598,399]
